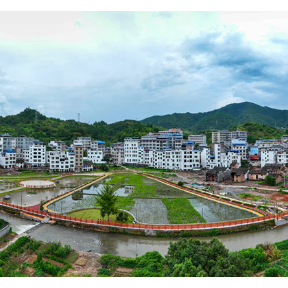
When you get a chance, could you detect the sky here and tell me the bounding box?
[1,2,288,124]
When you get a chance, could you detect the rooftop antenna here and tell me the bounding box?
[78,113,80,123]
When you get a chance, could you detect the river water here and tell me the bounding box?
[1,174,287,257]
[1,211,288,258]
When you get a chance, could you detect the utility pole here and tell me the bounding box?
[78,113,80,123]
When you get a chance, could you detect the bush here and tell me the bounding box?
[264,267,279,277]
[117,211,128,223]
[178,181,184,187]
[264,175,276,186]
[274,239,288,250]
[97,268,111,276]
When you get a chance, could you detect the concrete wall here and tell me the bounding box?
[0,220,10,238]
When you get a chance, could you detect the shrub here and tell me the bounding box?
[177,181,184,186]
[274,239,288,250]
[97,268,111,276]
[264,267,279,277]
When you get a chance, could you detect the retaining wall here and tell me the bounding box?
[0,220,10,238]
[0,172,287,236]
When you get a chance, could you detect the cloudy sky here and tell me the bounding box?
[1,5,288,123]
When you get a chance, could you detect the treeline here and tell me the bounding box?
[0,108,163,145]
[0,108,287,147]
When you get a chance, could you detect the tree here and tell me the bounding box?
[264,175,276,186]
[95,184,118,220]
[163,238,250,277]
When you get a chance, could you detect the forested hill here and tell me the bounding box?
[0,108,163,145]
[141,102,288,132]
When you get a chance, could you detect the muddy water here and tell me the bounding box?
[1,211,288,257]
[0,177,94,207]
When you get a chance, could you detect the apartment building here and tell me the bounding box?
[28,143,47,167]
[261,149,278,167]
[277,150,288,165]
[140,129,183,151]
[124,138,141,165]
[87,149,105,164]
[74,143,84,172]
[73,137,91,150]
[91,140,106,152]
[231,139,248,160]
[201,147,211,169]
[110,145,125,165]
[48,140,66,151]
[49,151,75,172]
[0,134,38,152]
[188,134,207,144]
[221,151,241,168]
[0,150,16,169]
[212,130,247,147]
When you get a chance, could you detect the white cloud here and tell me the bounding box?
[0,11,288,123]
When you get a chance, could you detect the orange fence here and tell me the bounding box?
[1,173,287,232]
[0,200,286,231]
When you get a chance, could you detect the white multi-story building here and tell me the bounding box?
[256,139,281,149]
[91,140,105,152]
[73,137,91,150]
[261,149,278,167]
[49,151,75,172]
[140,129,183,151]
[281,135,288,144]
[48,140,66,151]
[0,134,38,152]
[231,139,248,160]
[188,134,207,145]
[87,149,105,164]
[124,138,141,165]
[28,143,47,167]
[201,147,211,169]
[212,130,247,147]
[221,151,241,168]
[0,150,16,169]
[277,150,288,165]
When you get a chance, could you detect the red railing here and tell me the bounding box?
[1,173,287,232]
[0,201,280,230]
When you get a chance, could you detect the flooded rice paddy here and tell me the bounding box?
[47,174,257,223]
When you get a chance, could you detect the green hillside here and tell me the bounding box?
[0,108,163,145]
[141,102,288,132]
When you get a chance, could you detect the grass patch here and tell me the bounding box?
[162,198,206,224]
[67,208,134,223]
[65,251,79,263]
[238,193,264,201]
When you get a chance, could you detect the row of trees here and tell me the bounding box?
[0,108,163,146]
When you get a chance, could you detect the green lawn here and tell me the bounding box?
[67,208,134,223]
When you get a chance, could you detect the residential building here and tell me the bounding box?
[28,143,47,167]
[87,149,105,164]
[188,134,207,145]
[0,134,38,152]
[261,149,278,167]
[49,151,75,172]
[212,130,247,147]
[74,143,84,172]
[231,139,248,160]
[0,150,16,169]
[221,150,241,168]
[48,140,66,151]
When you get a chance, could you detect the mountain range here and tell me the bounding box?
[140,102,288,132]
[0,102,287,145]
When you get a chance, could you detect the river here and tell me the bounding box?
[1,211,288,257]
